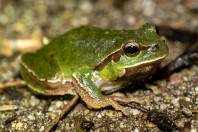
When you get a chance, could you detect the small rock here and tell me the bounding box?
[154,96,161,102]
[134,127,140,132]
[195,86,198,92]
[126,16,136,25]
[97,114,102,118]
[39,126,44,132]
[160,103,168,110]
[106,111,113,117]
[29,96,40,106]
[131,109,140,116]
[65,122,71,129]
[55,101,63,108]
[79,1,93,13]
[27,114,36,121]
[120,122,126,128]
[171,98,180,107]
[12,122,27,130]
[182,107,192,116]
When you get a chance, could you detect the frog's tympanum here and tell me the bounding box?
[20,23,168,115]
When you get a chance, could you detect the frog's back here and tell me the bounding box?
[21,26,129,80]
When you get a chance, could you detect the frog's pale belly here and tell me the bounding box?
[93,79,127,92]
[118,62,161,81]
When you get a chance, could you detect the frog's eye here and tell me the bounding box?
[124,42,140,57]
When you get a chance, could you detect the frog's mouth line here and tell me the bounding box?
[121,54,167,69]
[95,48,166,72]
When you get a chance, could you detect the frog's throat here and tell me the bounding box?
[117,58,162,81]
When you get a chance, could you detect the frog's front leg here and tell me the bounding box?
[72,72,137,116]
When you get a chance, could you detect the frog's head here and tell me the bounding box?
[97,23,169,82]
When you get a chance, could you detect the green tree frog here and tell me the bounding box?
[20,23,168,116]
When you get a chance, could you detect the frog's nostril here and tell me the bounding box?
[148,44,159,52]
[152,44,159,50]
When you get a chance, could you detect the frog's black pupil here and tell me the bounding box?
[126,45,138,54]
[124,43,140,57]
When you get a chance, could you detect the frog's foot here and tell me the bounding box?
[87,96,143,116]
[84,95,131,116]
[109,95,143,104]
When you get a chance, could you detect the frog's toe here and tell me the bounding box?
[106,97,131,116]
[111,96,143,104]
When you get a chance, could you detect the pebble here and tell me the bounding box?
[29,96,40,106]
[169,74,181,85]
[83,109,90,115]
[79,1,93,13]
[183,76,188,81]
[27,114,36,121]
[195,86,198,92]
[39,126,44,132]
[154,96,161,102]
[65,122,71,129]
[12,122,27,130]
[134,128,140,132]
[119,122,126,128]
[160,103,168,110]
[55,101,63,108]
[105,111,113,117]
[184,97,191,102]
[175,5,184,14]
[126,16,136,25]
[48,113,57,119]
[131,109,140,116]
[146,122,155,128]
[190,129,197,132]
[182,107,192,116]
[97,114,102,118]
[171,98,180,107]
[142,1,156,17]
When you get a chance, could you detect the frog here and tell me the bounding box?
[18,23,168,116]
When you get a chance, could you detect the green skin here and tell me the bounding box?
[20,23,168,115]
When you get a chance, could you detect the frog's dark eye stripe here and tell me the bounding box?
[124,42,140,57]
[94,50,122,71]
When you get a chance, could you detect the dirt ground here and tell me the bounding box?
[0,0,197,131]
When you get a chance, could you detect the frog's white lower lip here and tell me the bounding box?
[117,55,166,81]
[121,55,166,69]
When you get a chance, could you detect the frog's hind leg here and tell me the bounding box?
[72,75,140,116]
[20,65,77,96]
[73,82,130,115]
